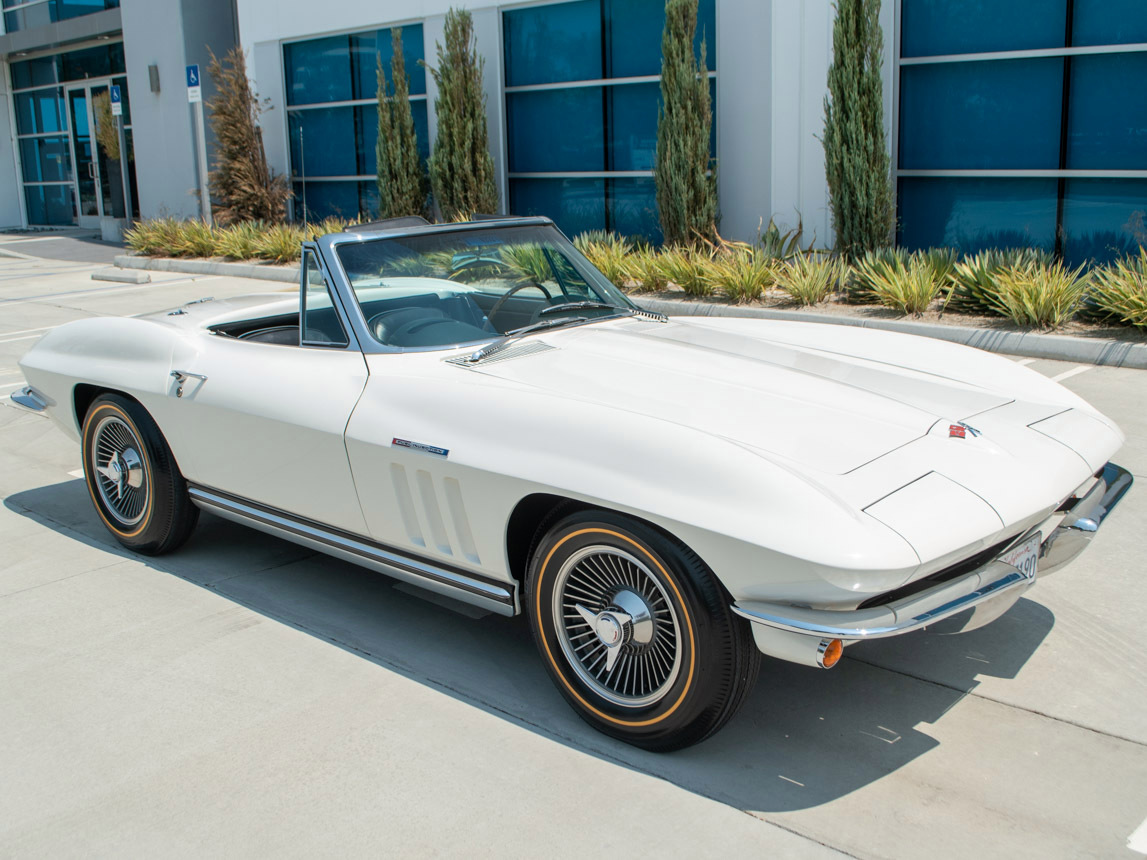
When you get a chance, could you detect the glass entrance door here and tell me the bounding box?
[67,82,125,227]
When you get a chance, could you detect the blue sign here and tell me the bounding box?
[186,64,200,88]
[109,84,122,116]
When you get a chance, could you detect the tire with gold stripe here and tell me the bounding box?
[81,394,199,555]
[526,509,760,751]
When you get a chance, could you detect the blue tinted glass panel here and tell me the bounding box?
[288,108,357,177]
[15,89,66,134]
[607,0,716,77]
[610,177,661,242]
[284,35,351,106]
[901,0,1067,57]
[24,184,75,225]
[359,101,430,176]
[293,180,360,221]
[58,44,125,81]
[12,55,60,89]
[898,177,1058,252]
[506,88,604,172]
[19,136,71,182]
[4,3,52,31]
[608,83,659,170]
[56,0,112,20]
[510,178,606,237]
[1073,0,1147,46]
[351,25,425,100]
[359,181,380,220]
[504,0,602,86]
[1062,179,1147,265]
[899,59,1063,169]
[1067,53,1147,170]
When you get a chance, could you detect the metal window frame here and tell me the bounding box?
[891,0,1147,251]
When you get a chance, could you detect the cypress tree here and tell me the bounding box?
[206,47,289,224]
[823,0,894,258]
[654,0,717,247]
[425,8,499,221]
[376,28,428,219]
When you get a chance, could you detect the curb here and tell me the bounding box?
[109,255,1147,369]
[113,254,299,283]
[635,297,1147,370]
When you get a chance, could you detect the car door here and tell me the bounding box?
[168,247,370,534]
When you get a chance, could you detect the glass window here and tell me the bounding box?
[24,184,75,225]
[1072,0,1147,47]
[4,1,52,31]
[606,0,715,78]
[1062,179,1147,266]
[1066,53,1147,170]
[358,101,429,177]
[507,88,605,172]
[11,55,60,89]
[510,178,607,238]
[58,43,125,81]
[609,177,661,243]
[15,89,67,135]
[504,0,602,87]
[302,251,349,346]
[351,25,426,99]
[898,177,1059,254]
[19,136,72,183]
[335,224,634,348]
[289,108,358,177]
[901,0,1067,58]
[608,82,660,171]
[898,59,1063,169]
[285,35,352,106]
[292,181,362,222]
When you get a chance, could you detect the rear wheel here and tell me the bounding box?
[81,393,198,555]
[526,509,760,751]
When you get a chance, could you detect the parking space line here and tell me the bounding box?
[0,275,220,307]
[1129,815,1147,855]
[0,334,43,344]
[0,381,27,389]
[1050,365,1093,383]
[0,325,56,337]
[1015,358,1036,366]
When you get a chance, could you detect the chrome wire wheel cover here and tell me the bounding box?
[90,415,148,527]
[552,546,683,708]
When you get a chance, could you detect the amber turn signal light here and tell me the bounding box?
[818,638,844,669]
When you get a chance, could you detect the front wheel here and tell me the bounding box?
[526,509,760,751]
[81,393,199,555]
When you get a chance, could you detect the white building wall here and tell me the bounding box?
[0,62,25,227]
[235,0,898,246]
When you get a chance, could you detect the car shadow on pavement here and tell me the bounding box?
[5,479,1055,814]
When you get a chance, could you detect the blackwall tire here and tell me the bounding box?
[81,393,198,555]
[526,508,760,751]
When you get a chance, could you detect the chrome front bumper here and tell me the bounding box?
[733,462,1133,645]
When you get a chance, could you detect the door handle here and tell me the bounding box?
[87,162,95,180]
[171,370,207,398]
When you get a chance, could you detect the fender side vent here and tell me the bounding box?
[446,341,556,367]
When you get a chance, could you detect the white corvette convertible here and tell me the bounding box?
[12,216,1132,750]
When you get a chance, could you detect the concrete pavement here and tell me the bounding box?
[1,252,1146,858]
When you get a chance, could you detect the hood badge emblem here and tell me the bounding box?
[949,422,982,439]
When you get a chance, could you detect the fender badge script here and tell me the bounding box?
[392,438,449,458]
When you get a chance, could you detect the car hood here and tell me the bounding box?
[465,317,1028,475]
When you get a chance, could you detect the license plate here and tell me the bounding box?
[1000,533,1041,579]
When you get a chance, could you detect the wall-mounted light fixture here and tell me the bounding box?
[148,64,160,93]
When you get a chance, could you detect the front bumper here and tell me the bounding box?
[733,462,1132,652]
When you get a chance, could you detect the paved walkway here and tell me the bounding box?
[0,228,125,265]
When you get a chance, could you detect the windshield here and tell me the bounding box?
[334,224,635,349]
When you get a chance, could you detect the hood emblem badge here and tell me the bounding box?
[949,422,982,439]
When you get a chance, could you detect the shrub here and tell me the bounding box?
[775,254,843,306]
[216,221,264,259]
[823,0,894,258]
[657,245,714,296]
[574,231,632,287]
[654,0,716,246]
[865,256,939,315]
[500,243,552,284]
[627,246,669,292]
[171,220,218,258]
[846,247,908,303]
[757,217,803,261]
[1089,248,1147,327]
[376,28,427,219]
[254,223,306,264]
[944,248,1052,315]
[705,246,773,303]
[425,8,499,222]
[125,217,181,256]
[206,47,290,224]
[989,261,1089,329]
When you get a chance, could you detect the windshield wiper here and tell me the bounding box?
[464,317,587,364]
[537,301,625,317]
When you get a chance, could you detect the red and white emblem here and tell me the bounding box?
[949,422,981,439]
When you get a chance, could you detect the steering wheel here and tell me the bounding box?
[367,307,451,345]
[487,281,553,329]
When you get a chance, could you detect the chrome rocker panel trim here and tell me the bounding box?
[188,485,517,616]
[733,461,1131,643]
[10,385,47,413]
